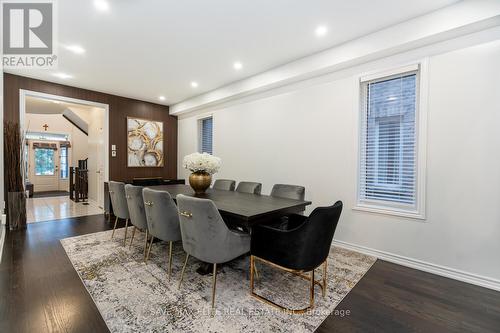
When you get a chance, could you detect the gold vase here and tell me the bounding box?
[189,171,212,194]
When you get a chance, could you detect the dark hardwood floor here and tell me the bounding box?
[0,215,117,333]
[317,261,500,332]
[1,215,499,333]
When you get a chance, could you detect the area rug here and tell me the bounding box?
[61,228,376,332]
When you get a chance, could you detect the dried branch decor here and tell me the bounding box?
[4,121,27,229]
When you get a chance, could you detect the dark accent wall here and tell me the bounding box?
[3,73,177,181]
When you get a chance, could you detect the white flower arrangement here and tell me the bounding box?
[183,152,221,175]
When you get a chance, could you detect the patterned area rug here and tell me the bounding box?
[61,229,376,332]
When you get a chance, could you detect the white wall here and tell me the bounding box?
[178,38,500,287]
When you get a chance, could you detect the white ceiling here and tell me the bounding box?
[8,0,459,106]
[25,96,99,122]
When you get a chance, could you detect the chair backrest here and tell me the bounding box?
[124,184,148,230]
[270,184,305,201]
[142,188,181,242]
[236,181,262,195]
[176,194,236,263]
[108,181,129,219]
[213,179,236,191]
[298,201,343,271]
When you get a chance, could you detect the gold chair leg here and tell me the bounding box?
[145,236,154,262]
[123,218,129,246]
[249,255,318,314]
[250,255,255,293]
[168,241,173,280]
[211,263,217,317]
[253,261,260,280]
[111,216,118,239]
[322,260,327,298]
[310,269,315,309]
[143,229,149,261]
[178,253,190,288]
[129,226,136,248]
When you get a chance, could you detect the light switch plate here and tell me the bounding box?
[111,144,116,151]
[111,151,117,157]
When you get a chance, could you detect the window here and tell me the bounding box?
[34,148,55,176]
[199,117,213,154]
[358,65,424,217]
[60,147,68,179]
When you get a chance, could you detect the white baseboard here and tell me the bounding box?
[333,239,500,292]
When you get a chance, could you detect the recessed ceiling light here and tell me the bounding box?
[191,81,199,88]
[315,25,328,37]
[52,100,61,104]
[94,0,110,12]
[52,72,73,79]
[158,96,166,101]
[64,45,85,54]
[233,62,243,70]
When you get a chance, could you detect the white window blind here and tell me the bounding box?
[199,117,213,154]
[359,69,419,210]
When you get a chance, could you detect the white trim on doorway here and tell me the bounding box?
[19,89,110,186]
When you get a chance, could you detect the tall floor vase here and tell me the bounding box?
[8,191,27,230]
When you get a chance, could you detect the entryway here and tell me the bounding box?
[20,90,109,223]
[27,196,103,223]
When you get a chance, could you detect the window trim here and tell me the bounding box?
[197,114,214,155]
[354,60,428,220]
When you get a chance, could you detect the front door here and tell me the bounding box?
[29,141,59,192]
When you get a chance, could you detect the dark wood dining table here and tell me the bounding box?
[146,184,312,274]
[147,184,312,228]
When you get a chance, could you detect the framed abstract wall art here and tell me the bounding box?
[127,117,164,167]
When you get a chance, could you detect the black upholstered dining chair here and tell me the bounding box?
[213,179,236,191]
[250,201,343,314]
[236,181,262,194]
[108,181,130,245]
[124,184,149,258]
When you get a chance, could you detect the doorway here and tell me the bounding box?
[20,90,109,223]
[30,141,61,192]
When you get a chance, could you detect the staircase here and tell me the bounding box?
[70,159,89,203]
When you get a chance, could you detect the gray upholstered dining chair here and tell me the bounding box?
[236,181,262,195]
[213,179,236,191]
[125,184,149,258]
[269,184,306,230]
[143,188,182,279]
[108,181,130,245]
[270,184,306,201]
[176,194,250,315]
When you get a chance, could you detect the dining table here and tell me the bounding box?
[147,184,312,228]
[146,184,312,274]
